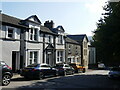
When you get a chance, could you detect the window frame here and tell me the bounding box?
[28,51,38,65]
[29,27,38,41]
[6,26,15,39]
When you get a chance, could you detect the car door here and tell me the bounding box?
[64,64,71,74]
[40,65,51,76]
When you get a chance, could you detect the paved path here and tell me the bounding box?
[1,69,120,89]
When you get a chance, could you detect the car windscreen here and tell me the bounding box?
[55,65,63,68]
[0,61,7,66]
[27,64,39,67]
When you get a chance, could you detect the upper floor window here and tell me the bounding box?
[58,35,63,44]
[6,26,15,39]
[8,28,14,38]
[84,42,87,48]
[84,49,87,56]
[48,35,51,43]
[29,28,38,41]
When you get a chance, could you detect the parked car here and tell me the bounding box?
[0,61,13,86]
[108,67,120,79]
[98,63,105,69]
[69,63,86,73]
[53,64,75,76]
[20,63,57,79]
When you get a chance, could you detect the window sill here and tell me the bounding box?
[4,38,20,41]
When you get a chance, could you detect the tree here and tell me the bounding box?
[93,1,120,66]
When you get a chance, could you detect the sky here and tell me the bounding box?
[0,0,109,36]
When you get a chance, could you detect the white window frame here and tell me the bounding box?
[28,51,38,65]
[29,27,38,41]
[58,35,63,44]
[57,51,63,62]
[6,26,16,39]
[48,35,51,43]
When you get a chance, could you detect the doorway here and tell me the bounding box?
[12,51,20,72]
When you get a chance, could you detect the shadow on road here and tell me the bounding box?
[2,74,119,90]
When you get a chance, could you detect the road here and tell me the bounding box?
[1,69,120,89]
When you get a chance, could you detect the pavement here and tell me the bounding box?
[12,73,22,79]
[12,69,96,79]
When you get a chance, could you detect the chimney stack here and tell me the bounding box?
[44,20,54,29]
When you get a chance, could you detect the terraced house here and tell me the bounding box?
[0,13,25,72]
[0,13,89,71]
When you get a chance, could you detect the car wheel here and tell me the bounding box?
[38,72,44,80]
[2,74,11,86]
[82,69,86,73]
[72,71,74,74]
[64,71,67,76]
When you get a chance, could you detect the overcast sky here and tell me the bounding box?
[0,0,109,36]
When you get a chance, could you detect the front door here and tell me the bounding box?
[46,50,53,66]
[12,51,20,72]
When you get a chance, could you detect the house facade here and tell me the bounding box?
[44,21,66,65]
[0,13,90,71]
[67,34,89,69]
[20,15,42,68]
[0,14,23,72]
[88,45,96,68]
[40,25,57,66]
[65,37,81,64]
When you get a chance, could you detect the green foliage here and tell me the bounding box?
[93,1,120,66]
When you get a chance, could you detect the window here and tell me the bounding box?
[84,49,87,55]
[84,42,87,48]
[68,58,71,63]
[7,27,14,38]
[58,35,63,44]
[57,51,59,62]
[60,51,63,61]
[48,35,51,43]
[34,28,38,40]
[57,51,63,62]
[29,51,38,65]
[29,28,38,41]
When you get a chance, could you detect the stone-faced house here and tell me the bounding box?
[65,36,81,64]
[0,13,27,72]
[44,21,66,64]
[67,34,89,68]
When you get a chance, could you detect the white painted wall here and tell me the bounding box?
[0,25,21,67]
[2,40,20,67]
[89,47,96,64]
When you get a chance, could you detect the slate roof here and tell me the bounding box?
[67,34,88,44]
[65,36,79,45]
[57,25,65,32]
[1,13,28,28]
[41,26,57,35]
[25,15,41,24]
